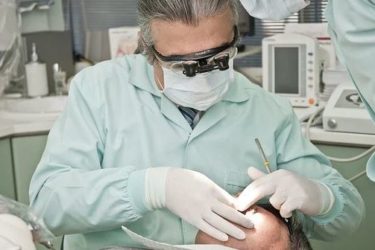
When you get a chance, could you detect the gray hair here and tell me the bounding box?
[259,204,312,250]
[137,0,239,64]
[288,214,313,250]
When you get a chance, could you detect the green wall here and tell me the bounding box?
[311,144,375,250]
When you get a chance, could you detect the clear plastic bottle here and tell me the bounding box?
[53,63,66,95]
[25,43,49,97]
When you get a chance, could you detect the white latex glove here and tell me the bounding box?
[145,168,254,242]
[0,214,36,250]
[235,167,335,218]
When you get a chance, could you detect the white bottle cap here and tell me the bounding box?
[31,43,39,62]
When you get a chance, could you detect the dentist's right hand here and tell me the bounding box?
[144,167,254,242]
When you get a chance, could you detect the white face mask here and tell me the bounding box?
[160,61,234,111]
[239,0,309,21]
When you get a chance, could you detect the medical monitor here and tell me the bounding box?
[262,33,320,107]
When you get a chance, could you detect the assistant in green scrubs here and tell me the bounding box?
[326,0,375,180]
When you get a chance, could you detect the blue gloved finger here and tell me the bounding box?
[235,177,275,211]
[197,219,229,242]
[212,202,254,229]
[204,211,246,240]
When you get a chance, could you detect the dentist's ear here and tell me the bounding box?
[135,33,147,54]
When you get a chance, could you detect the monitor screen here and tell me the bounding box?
[274,47,299,94]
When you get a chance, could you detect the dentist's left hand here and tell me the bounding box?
[235,167,334,218]
[144,167,254,242]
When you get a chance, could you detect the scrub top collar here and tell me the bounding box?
[221,76,250,103]
[128,56,162,98]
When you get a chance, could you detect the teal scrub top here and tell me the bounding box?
[326,0,375,180]
[29,55,364,250]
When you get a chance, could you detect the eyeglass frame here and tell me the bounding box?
[150,26,239,77]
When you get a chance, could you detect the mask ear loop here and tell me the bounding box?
[153,61,165,91]
[146,35,166,91]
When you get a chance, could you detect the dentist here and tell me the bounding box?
[30,1,364,249]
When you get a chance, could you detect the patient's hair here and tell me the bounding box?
[261,204,312,250]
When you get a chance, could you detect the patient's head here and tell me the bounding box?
[195,204,311,250]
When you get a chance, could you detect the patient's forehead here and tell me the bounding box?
[222,205,290,250]
[246,205,288,237]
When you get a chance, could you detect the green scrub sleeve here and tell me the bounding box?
[29,71,148,236]
[274,98,365,240]
[128,169,149,214]
[325,0,375,121]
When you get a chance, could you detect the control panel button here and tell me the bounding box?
[327,119,337,129]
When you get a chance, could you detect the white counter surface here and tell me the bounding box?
[0,110,60,138]
[302,126,375,147]
[0,98,375,147]
[0,97,65,138]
